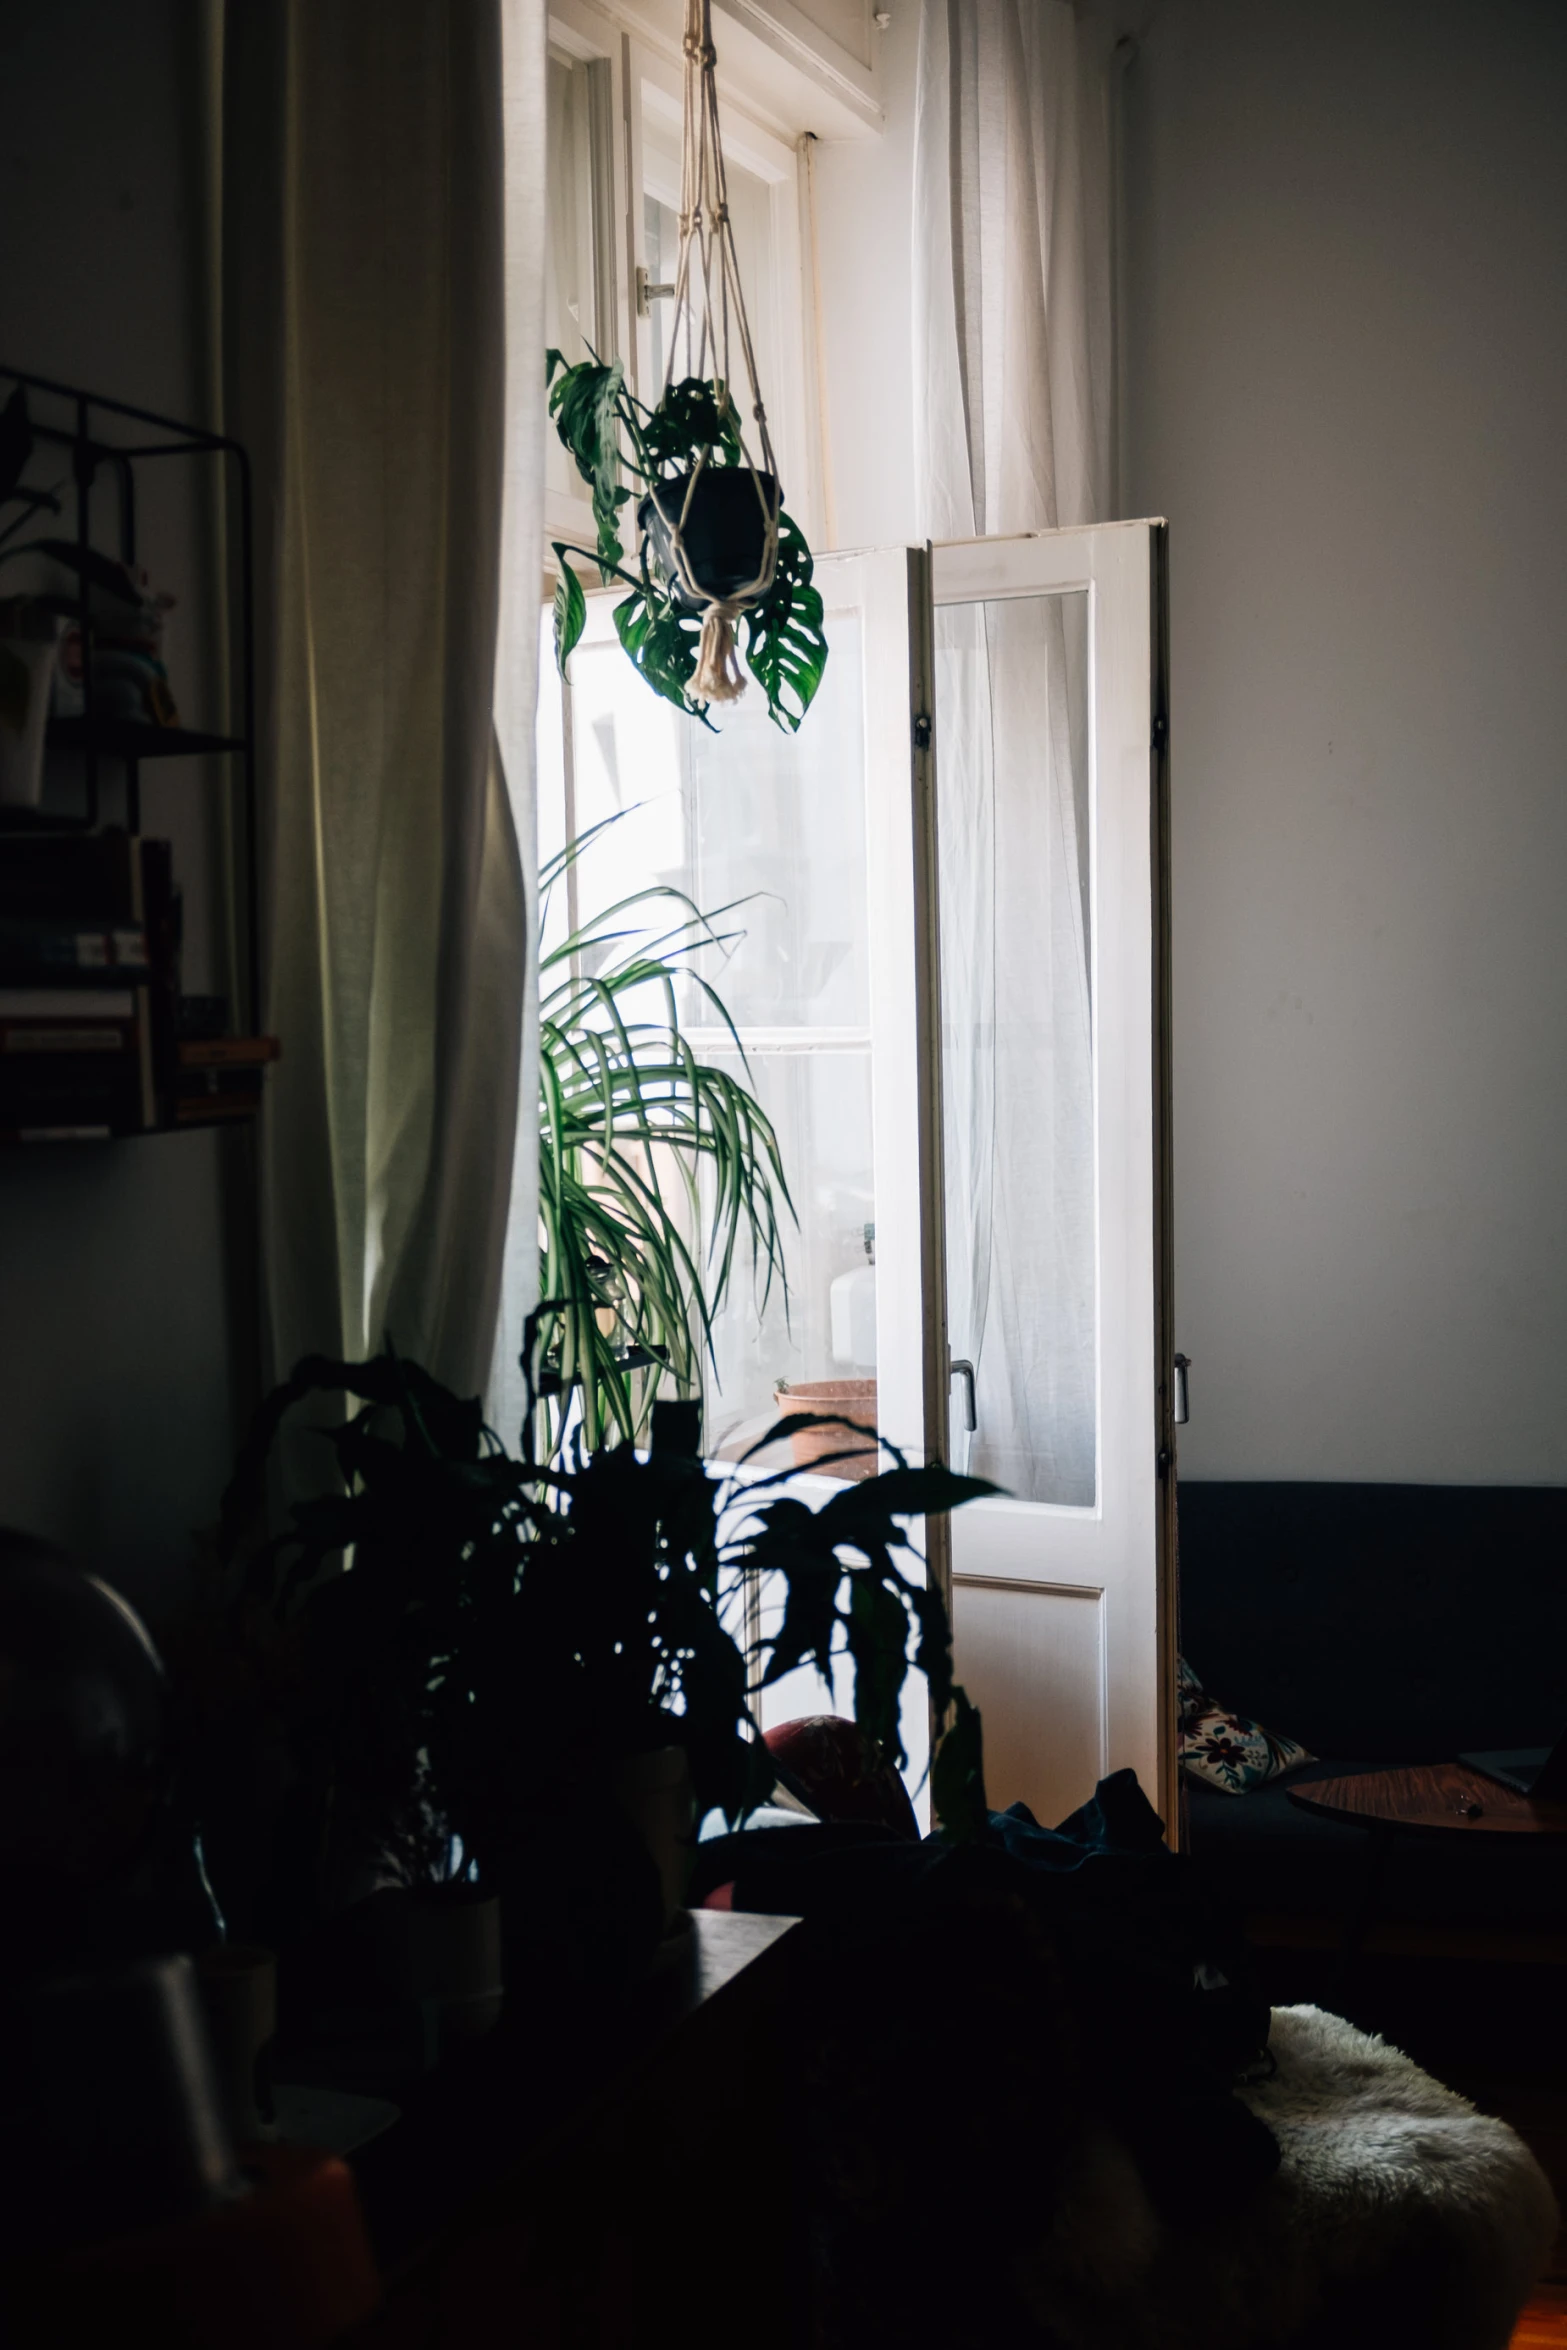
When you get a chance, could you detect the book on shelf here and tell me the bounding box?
[0,834,177,1134]
[0,832,158,923]
[0,836,276,1139]
[0,918,150,984]
[178,1034,281,1071]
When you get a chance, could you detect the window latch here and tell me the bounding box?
[951,1356,977,1433]
[913,711,933,752]
[636,266,676,318]
[1173,1353,1190,1425]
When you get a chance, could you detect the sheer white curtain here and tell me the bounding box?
[914,0,1111,1502]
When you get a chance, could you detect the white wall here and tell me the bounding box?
[810,3,921,548]
[0,0,245,1623]
[1124,0,1567,1484]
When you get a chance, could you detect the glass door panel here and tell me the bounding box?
[934,588,1096,1506]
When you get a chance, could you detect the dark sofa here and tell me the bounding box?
[1177,1482,1567,1928]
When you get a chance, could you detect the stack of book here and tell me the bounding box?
[175,1032,279,1124]
[0,833,276,1141]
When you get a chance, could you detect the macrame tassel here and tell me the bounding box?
[694,605,747,702]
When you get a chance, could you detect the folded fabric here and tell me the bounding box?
[1179,1653,1313,1793]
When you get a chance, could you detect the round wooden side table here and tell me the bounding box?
[1286,1763,1567,1995]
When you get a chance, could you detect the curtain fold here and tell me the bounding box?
[915,0,1111,1503]
[224,0,536,1407]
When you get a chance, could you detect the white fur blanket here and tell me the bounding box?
[1020,2004,1558,2350]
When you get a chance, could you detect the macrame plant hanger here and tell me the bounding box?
[659,0,781,703]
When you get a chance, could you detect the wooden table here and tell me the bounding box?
[348,1909,805,2346]
[1287,1764,1567,1995]
[1289,1763,1567,1840]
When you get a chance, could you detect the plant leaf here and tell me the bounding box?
[612,581,711,723]
[932,1688,991,1845]
[552,546,587,675]
[547,353,630,570]
[640,377,745,472]
[742,507,828,733]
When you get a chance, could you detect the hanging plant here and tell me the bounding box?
[547,0,827,733]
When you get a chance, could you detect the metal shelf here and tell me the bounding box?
[47,719,246,761]
[0,362,259,1033]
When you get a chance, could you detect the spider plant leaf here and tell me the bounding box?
[552,546,587,675]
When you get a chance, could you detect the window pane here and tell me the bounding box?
[935,589,1096,1506]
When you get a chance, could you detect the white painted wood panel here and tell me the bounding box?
[933,522,1173,1832]
[951,1578,1106,1832]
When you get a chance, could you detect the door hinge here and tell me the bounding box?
[636,265,675,318]
[913,712,933,752]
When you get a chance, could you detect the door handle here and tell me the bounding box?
[1173,1354,1190,1426]
[951,1357,977,1434]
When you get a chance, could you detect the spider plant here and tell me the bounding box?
[547,351,828,734]
[537,815,793,1458]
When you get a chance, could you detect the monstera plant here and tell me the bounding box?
[547,352,828,733]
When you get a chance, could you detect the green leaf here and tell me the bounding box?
[931,1688,990,1845]
[552,547,587,675]
[547,354,630,570]
[641,377,745,472]
[612,581,711,723]
[742,507,828,733]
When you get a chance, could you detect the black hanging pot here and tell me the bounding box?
[639,465,780,613]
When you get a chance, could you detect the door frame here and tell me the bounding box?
[921,520,1177,1832]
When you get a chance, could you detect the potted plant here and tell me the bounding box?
[212,1332,994,1985]
[547,354,827,733]
[537,815,793,1457]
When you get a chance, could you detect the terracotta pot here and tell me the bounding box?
[773,1379,879,1482]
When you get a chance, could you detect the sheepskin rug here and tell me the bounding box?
[1020,2004,1559,2350]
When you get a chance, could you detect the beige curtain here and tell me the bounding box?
[224,0,537,1402]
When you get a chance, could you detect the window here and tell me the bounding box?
[540,1,831,1455]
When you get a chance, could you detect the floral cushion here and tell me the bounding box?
[1178,1655,1314,1794]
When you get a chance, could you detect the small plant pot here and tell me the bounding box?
[0,600,60,808]
[395,1885,504,2051]
[612,1744,696,1933]
[639,467,779,612]
[773,1380,880,1482]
